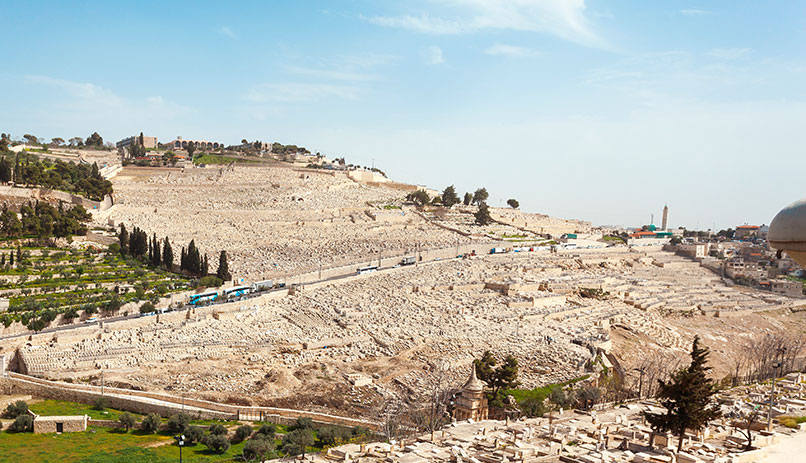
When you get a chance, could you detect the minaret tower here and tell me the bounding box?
[662,205,669,231]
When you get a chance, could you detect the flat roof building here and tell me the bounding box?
[116,132,158,150]
[33,414,88,433]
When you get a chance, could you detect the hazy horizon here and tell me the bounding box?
[1,0,804,230]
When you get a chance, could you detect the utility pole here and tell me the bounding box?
[101,369,104,396]
[633,367,645,400]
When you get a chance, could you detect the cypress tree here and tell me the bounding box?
[202,254,209,276]
[216,250,231,281]
[187,240,199,275]
[151,234,161,267]
[118,224,129,255]
[645,336,721,453]
[180,246,186,272]
[147,236,153,264]
[162,237,173,270]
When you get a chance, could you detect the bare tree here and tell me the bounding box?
[735,405,762,451]
[379,398,405,443]
[407,363,454,442]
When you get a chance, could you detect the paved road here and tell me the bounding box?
[0,258,418,342]
[765,430,806,463]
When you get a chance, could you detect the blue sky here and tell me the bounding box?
[1,1,804,230]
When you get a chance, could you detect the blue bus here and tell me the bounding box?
[223,285,251,300]
[189,291,219,306]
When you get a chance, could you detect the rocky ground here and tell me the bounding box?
[11,246,806,420]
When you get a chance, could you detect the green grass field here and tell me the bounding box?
[193,154,258,165]
[1,400,334,462]
[503,375,590,404]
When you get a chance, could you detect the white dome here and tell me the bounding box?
[769,199,806,250]
[769,199,806,267]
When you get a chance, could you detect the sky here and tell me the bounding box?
[1,1,804,230]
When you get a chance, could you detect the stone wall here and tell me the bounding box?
[0,373,379,429]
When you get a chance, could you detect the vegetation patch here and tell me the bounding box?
[0,243,191,331]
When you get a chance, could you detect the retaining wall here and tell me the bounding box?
[1,373,379,429]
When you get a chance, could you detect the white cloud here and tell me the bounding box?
[427,45,445,64]
[706,48,752,60]
[285,66,378,82]
[18,75,191,140]
[680,9,709,16]
[363,0,605,48]
[24,75,125,107]
[364,13,465,34]
[244,83,362,103]
[219,26,236,38]
[484,44,541,57]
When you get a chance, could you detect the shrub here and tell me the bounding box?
[198,275,223,288]
[292,416,314,430]
[282,429,315,457]
[167,413,190,434]
[519,397,546,418]
[233,424,253,443]
[203,434,230,453]
[118,412,136,431]
[184,425,205,445]
[9,414,33,432]
[140,302,154,313]
[208,423,227,435]
[256,423,276,439]
[317,425,350,446]
[243,435,276,461]
[140,413,161,433]
[352,426,371,438]
[93,397,107,411]
[3,400,28,418]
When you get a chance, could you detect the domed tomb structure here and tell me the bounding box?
[453,366,489,421]
[769,199,806,267]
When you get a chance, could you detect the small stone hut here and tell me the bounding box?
[33,414,88,433]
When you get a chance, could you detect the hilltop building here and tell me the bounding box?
[166,137,222,150]
[116,132,157,150]
[453,367,488,421]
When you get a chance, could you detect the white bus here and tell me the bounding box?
[357,265,378,275]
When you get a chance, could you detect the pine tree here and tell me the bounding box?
[162,237,173,270]
[441,185,460,207]
[475,203,492,225]
[463,192,472,206]
[645,336,721,453]
[216,250,231,281]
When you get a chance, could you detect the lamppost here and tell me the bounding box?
[175,434,185,462]
[767,347,787,431]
